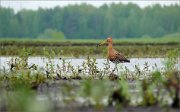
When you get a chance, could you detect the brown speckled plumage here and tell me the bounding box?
[106,37,130,64]
[98,37,130,73]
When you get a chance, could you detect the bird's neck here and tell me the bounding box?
[108,43,113,51]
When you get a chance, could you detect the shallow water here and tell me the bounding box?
[0,57,178,107]
[1,56,179,72]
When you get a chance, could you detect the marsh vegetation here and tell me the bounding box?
[0,47,179,111]
[1,38,179,58]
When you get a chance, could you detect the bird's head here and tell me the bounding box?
[97,36,113,47]
[107,37,113,43]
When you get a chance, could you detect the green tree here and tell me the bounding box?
[0,3,179,39]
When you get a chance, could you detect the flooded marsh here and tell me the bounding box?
[0,48,179,111]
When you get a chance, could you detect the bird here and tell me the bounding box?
[98,37,130,73]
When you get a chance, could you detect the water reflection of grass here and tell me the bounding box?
[0,49,179,111]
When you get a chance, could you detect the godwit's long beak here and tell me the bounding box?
[97,41,107,47]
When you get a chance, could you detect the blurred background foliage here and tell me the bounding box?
[38,28,65,39]
[0,3,180,39]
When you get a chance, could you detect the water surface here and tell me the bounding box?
[1,57,177,72]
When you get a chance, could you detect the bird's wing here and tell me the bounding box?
[115,50,130,62]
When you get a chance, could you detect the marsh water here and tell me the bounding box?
[0,56,179,108]
[0,57,179,72]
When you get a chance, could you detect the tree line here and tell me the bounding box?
[0,3,180,39]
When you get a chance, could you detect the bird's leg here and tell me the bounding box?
[115,63,118,74]
[111,63,117,74]
[110,67,115,74]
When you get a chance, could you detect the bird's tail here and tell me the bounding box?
[125,59,130,62]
